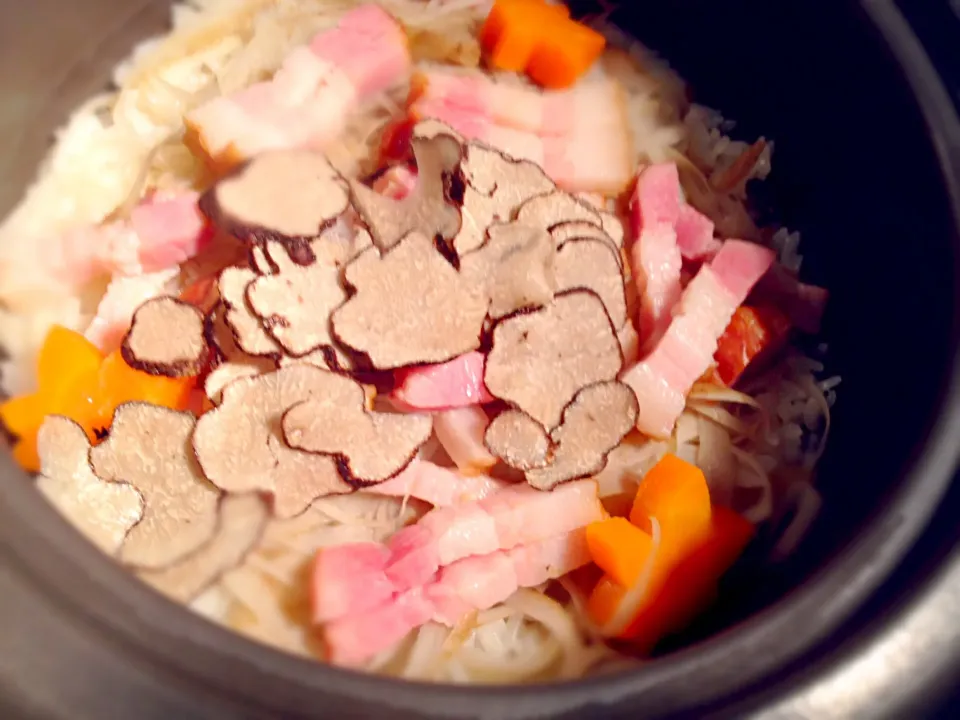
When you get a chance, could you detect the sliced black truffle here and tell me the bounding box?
[461,222,557,320]
[36,416,143,556]
[483,409,552,471]
[199,149,349,256]
[246,239,349,359]
[192,366,354,519]
[349,131,463,251]
[454,143,556,255]
[218,267,284,358]
[90,403,221,569]
[122,296,209,378]
[526,382,638,490]
[555,239,628,328]
[332,232,487,369]
[484,290,623,430]
[282,373,432,485]
[137,493,269,603]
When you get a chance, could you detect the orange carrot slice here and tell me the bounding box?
[480,2,570,53]
[619,506,756,652]
[480,0,583,79]
[92,350,194,428]
[526,21,606,89]
[36,325,104,403]
[630,453,712,538]
[586,517,655,587]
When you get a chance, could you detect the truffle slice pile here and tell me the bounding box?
[112,117,639,499]
[36,410,270,602]
[90,403,221,570]
[36,416,144,555]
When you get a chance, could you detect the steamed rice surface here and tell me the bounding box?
[0,0,837,683]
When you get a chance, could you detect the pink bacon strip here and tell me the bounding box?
[622,239,775,438]
[410,76,633,193]
[185,5,410,169]
[629,163,684,348]
[390,351,495,411]
[312,480,604,623]
[323,528,591,666]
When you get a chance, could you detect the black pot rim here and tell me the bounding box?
[2,1,959,718]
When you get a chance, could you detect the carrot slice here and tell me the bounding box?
[526,21,606,89]
[482,1,606,87]
[586,517,654,587]
[588,506,754,648]
[620,506,756,651]
[92,350,194,428]
[36,325,104,403]
[0,394,47,439]
[629,453,712,541]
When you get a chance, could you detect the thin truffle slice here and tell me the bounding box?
[121,296,209,378]
[137,493,268,603]
[454,143,556,255]
[461,223,557,320]
[246,239,348,358]
[204,363,262,404]
[550,221,622,266]
[192,365,353,518]
[36,416,143,556]
[332,232,487,369]
[526,381,638,490]
[282,375,432,484]
[484,409,552,471]
[90,404,221,569]
[200,149,349,255]
[218,267,283,358]
[599,210,625,248]
[484,290,623,430]
[515,191,601,234]
[349,132,462,251]
[555,239,628,328]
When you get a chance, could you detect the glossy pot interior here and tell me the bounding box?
[0,1,958,718]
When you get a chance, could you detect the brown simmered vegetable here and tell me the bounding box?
[484,289,622,430]
[515,191,601,234]
[550,221,622,265]
[36,416,143,556]
[90,403,221,569]
[137,493,269,603]
[484,409,552,471]
[282,374,432,485]
[246,239,348,359]
[192,365,353,519]
[200,149,349,253]
[461,222,557,320]
[121,296,209,378]
[332,232,487,369]
[454,144,556,255]
[526,381,638,490]
[218,267,283,358]
[349,132,462,252]
[555,239,628,328]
